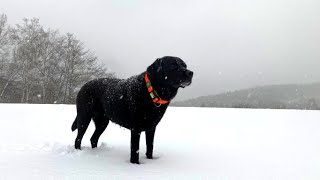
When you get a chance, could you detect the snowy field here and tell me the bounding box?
[0,104,320,180]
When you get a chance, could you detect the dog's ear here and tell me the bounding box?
[147,58,163,74]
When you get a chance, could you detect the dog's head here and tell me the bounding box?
[147,56,193,89]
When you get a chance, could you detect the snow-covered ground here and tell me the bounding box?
[0,104,320,180]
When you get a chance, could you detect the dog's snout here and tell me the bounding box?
[185,70,193,78]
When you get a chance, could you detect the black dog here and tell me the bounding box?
[71,56,193,164]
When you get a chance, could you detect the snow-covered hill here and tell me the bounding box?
[173,83,320,110]
[0,104,320,179]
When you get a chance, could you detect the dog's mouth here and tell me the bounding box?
[180,80,192,88]
[179,69,193,88]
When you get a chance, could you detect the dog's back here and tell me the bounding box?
[74,74,168,130]
[75,77,129,126]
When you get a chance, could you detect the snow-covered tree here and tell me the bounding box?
[0,15,113,104]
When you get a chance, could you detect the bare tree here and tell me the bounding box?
[0,15,112,104]
[10,18,45,103]
[0,14,10,61]
[0,14,17,101]
[60,33,111,104]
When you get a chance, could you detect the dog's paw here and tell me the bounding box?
[91,142,97,149]
[146,156,160,160]
[146,154,153,159]
[130,159,140,164]
[130,154,140,164]
[74,144,81,150]
[145,152,161,160]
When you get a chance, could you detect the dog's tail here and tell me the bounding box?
[71,116,78,131]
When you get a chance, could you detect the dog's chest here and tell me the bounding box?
[135,106,167,131]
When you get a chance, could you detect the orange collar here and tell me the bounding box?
[145,73,169,106]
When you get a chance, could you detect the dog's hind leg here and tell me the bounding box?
[90,113,110,148]
[74,113,91,150]
[71,116,78,131]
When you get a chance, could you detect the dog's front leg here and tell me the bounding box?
[145,128,155,159]
[130,129,141,164]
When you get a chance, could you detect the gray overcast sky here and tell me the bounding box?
[1,0,320,100]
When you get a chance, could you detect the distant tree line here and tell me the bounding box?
[0,14,113,104]
[172,84,320,110]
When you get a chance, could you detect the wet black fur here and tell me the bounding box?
[71,56,193,164]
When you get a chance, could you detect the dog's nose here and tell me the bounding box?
[185,70,193,78]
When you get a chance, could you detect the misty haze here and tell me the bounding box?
[1,0,320,107]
